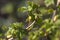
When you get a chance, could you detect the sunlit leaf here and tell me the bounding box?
[18,7,27,12]
[45,0,54,7]
[27,6,32,11]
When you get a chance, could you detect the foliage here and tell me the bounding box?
[0,0,60,40]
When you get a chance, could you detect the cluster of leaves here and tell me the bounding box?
[17,0,60,40]
[0,0,60,40]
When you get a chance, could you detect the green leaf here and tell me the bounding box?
[27,6,32,11]
[11,22,24,29]
[27,1,34,7]
[45,0,54,7]
[40,8,47,14]
[18,7,27,12]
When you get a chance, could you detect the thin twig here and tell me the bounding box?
[52,0,59,22]
[26,20,35,29]
[52,10,56,21]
